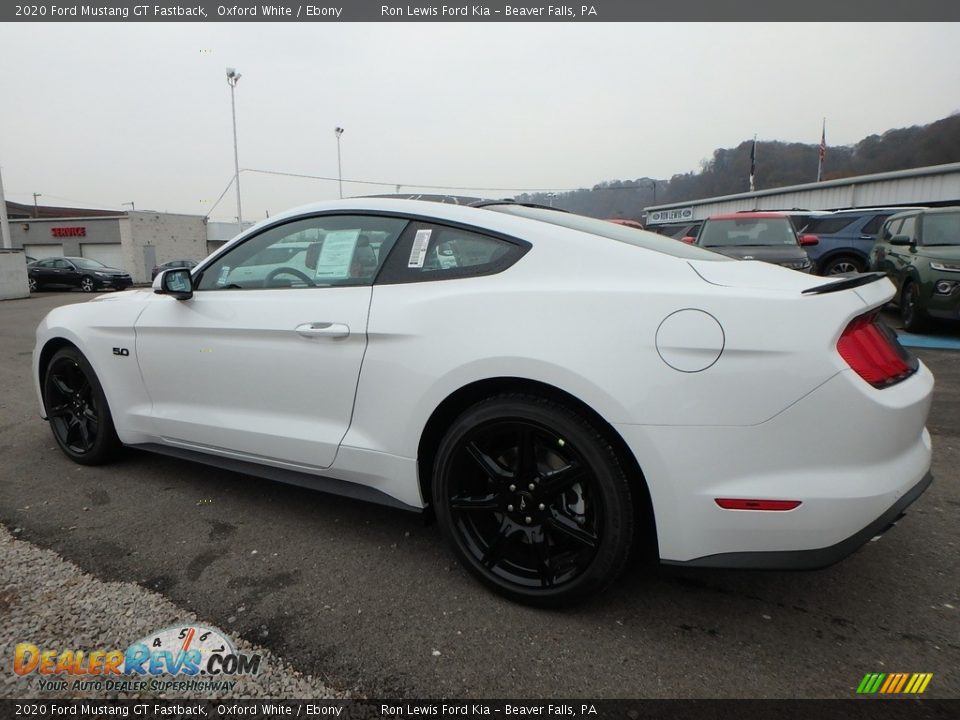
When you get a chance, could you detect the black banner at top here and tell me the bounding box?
[4,0,960,22]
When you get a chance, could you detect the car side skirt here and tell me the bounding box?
[131,442,421,513]
[662,471,933,570]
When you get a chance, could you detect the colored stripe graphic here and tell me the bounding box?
[857,672,932,694]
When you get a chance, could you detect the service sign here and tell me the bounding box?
[645,207,694,225]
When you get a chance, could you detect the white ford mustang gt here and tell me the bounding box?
[33,198,934,605]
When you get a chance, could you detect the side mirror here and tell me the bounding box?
[680,236,696,245]
[889,234,914,247]
[798,234,819,247]
[153,268,194,300]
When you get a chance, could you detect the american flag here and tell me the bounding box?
[818,122,826,162]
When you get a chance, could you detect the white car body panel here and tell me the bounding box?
[33,198,934,565]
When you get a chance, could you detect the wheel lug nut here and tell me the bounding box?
[509,484,516,492]
[525,516,532,524]
[538,503,545,511]
[507,504,514,512]
[528,483,535,491]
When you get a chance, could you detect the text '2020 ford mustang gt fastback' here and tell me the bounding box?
[33,198,933,605]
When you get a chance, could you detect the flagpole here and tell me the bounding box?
[817,118,826,182]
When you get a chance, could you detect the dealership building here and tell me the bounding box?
[4,201,209,284]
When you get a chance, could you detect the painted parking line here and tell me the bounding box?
[896,333,960,350]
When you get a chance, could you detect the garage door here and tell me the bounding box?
[23,244,64,260]
[80,243,125,270]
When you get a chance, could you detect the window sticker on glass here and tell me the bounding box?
[408,229,433,268]
[217,266,231,286]
[315,230,360,280]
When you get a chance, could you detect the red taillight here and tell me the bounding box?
[837,313,916,388]
[715,499,801,511]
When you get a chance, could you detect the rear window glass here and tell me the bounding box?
[699,218,798,247]
[922,212,960,246]
[484,205,724,260]
[803,216,859,235]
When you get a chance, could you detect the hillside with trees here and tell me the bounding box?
[518,113,960,220]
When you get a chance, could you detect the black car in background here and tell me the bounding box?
[685,212,818,271]
[150,258,198,280]
[28,257,132,293]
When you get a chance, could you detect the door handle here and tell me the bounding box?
[295,322,350,339]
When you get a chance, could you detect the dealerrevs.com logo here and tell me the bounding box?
[14,624,262,694]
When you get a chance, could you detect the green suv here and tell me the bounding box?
[869,207,960,332]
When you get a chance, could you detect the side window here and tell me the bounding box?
[861,213,892,236]
[899,216,916,240]
[52,259,71,269]
[377,222,529,284]
[879,218,902,243]
[196,215,407,291]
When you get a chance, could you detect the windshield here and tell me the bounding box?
[484,205,726,260]
[699,218,798,247]
[71,258,107,269]
[922,212,960,246]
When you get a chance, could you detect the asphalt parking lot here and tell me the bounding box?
[1,291,957,699]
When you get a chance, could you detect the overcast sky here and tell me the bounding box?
[1,22,959,221]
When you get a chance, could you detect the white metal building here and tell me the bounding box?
[644,162,960,225]
[6,205,208,284]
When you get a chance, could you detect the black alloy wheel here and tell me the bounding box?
[28,277,38,292]
[900,281,929,333]
[823,256,865,275]
[80,276,96,292]
[433,394,636,606]
[44,347,120,465]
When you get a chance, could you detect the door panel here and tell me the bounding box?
[134,287,372,468]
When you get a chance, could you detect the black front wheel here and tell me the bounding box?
[44,347,120,465]
[900,281,930,334]
[433,394,636,606]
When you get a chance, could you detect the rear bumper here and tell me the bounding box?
[615,361,934,564]
[663,471,932,569]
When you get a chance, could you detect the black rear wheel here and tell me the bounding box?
[80,276,96,292]
[44,347,120,465]
[433,394,635,606]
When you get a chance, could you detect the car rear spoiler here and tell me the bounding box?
[802,272,888,296]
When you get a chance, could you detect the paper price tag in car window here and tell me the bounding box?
[314,230,360,280]
[217,266,231,286]
[408,229,432,268]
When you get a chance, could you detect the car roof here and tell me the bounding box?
[887,206,960,220]
[707,212,789,220]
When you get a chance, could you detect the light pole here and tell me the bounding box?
[334,127,344,199]
[122,201,135,212]
[226,67,243,233]
[32,192,42,218]
[546,192,557,207]
[648,180,657,205]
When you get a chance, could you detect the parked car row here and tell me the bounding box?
[27,256,201,292]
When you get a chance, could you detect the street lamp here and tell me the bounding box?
[647,180,657,206]
[334,127,344,199]
[32,192,42,218]
[546,192,557,207]
[226,67,243,233]
[122,201,135,212]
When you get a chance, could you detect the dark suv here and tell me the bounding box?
[687,212,817,272]
[803,208,919,276]
[869,207,960,332]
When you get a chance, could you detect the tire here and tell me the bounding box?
[28,277,38,292]
[432,394,635,606]
[43,346,120,465]
[900,281,930,334]
[80,276,96,292]
[821,255,865,276]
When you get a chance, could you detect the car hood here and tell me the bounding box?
[919,245,960,262]
[700,245,808,263]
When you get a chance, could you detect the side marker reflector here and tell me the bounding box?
[715,499,801,511]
